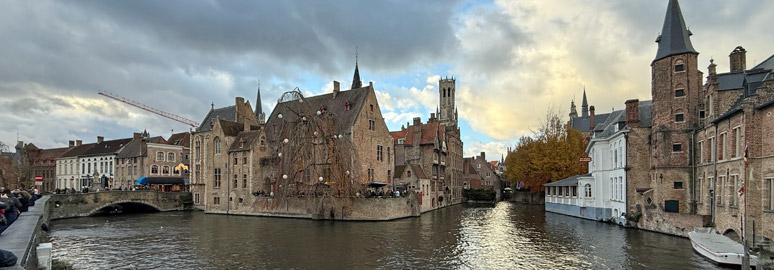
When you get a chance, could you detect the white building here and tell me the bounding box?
[545,101,653,225]
[76,137,131,190]
[55,140,94,190]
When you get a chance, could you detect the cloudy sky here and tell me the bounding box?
[1,0,773,159]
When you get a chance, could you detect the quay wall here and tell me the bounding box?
[546,202,610,221]
[0,196,50,270]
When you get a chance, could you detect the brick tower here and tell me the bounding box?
[439,77,457,128]
[649,0,704,214]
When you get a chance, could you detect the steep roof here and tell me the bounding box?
[197,105,236,132]
[228,130,262,152]
[30,147,69,163]
[81,138,132,157]
[265,86,371,142]
[167,132,190,148]
[255,86,263,118]
[752,54,774,71]
[59,143,97,158]
[219,119,245,137]
[544,174,591,187]
[570,113,611,133]
[654,0,698,62]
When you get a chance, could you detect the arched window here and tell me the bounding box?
[151,165,159,175]
[156,152,164,161]
[162,166,170,175]
[585,183,592,198]
[168,152,175,162]
[195,139,201,160]
[214,137,221,154]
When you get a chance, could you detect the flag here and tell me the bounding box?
[738,181,745,197]
[744,142,749,167]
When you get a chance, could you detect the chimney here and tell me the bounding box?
[480,152,486,161]
[333,81,340,98]
[625,99,640,128]
[133,133,142,140]
[69,140,75,148]
[76,140,82,146]
[730,46,746,73]
[589,106,596,131]
[430,113,436,122]
[413,117,421,126]
[369,81,373,88]
[97,136,104,143]
[708,59,717,80]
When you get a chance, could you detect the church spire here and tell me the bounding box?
[581,87,588,118]
[255,82,265,124]
[654,0,697,62]
[351,48,362,89]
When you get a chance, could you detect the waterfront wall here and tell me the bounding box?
[630,205,710,237]
[0,196,50,270]
[207,192,421,221]
[546,202,610,221]
[510,191,544,204]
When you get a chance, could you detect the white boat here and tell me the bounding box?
[688,229,759,267]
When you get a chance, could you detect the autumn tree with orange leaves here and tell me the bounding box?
[504,108,587,193]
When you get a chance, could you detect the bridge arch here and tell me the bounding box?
[722,228,741,243]
[86,199,163,216]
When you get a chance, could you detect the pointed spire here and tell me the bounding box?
[581,87,589,118]
[351,47,362,89]
[255,82,265,125]
[654,0,697,62]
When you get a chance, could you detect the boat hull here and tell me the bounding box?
[689,231,758,267]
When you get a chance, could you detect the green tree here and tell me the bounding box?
[504,108,588,193]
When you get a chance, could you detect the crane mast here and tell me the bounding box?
[98,91,200,128]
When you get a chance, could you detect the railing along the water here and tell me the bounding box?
[0,195,50,270]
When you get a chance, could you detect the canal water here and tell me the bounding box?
[50,202,721,269]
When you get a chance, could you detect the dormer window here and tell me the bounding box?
[240,141,245,148]
[345,101,351,111]
[407,170,411,177]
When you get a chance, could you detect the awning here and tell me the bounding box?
[147,177,185,185]
[367,182,388,187]
[136,177,149,185]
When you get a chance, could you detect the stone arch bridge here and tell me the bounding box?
[49,191,193,219]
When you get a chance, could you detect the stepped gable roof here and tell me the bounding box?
[59,143,97,159]
[198,105,236,132]
[654,0,697,62]
[167,132,190,147]
[570,113,611,133]
[81,138,132,157]
[219,119,244,137]
[395,121,446,146]
[228,130,261,152]
[266,86,371,142]
[544,174,591,187]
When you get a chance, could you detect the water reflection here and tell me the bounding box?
[50,202,720,269]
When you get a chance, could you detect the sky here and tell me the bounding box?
[1,0,773,160]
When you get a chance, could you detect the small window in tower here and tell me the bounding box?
[675,89,685,97]
[675,113,684,122]
[674,60,685,72]
[370,104,374,112]
[699,110,705,119]
[673,181,683,189]
[673,143,682,152]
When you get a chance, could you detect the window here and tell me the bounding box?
[717,176,725,205]
[720,133,727,160]
[387,147,391,163]
[397,139,405,144]
[157,152,165,161]
[699,110,705,119]
[213,197,220,205]
[174,167,180,175]
[733,127,741,158]
[367,168,374,181]
[675,89,685,97]
[238,198,244,204]
[673,143,682,152]
[377,145,383,161]
[698,141,704,164]
[765,178,774,211]
[243,174,247,189]
[243,153,247,164]
[665,200,680,212]
[234,156,238,165]
[215,137,221,154]
[675,113,684,122]
[584,183,592,198]
[709,137,716,162]
[674,181,683,189]
[368,120,375,131]
[674,60,685,72]
[168,152,175,162]
[731,175,739,207]
[162,166,170,175]
[194,193,200,204]
[477,164,481,169]
[407,170,411,177]
[233,174,237,188]
[696,178,704,203]
[370,104,374,112]
[214,168,221,188]
[709,95,714,116]
[151,165,159,175]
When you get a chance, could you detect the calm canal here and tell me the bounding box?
[50,202,721,269]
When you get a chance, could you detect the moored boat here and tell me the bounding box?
[688,229,758,267]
